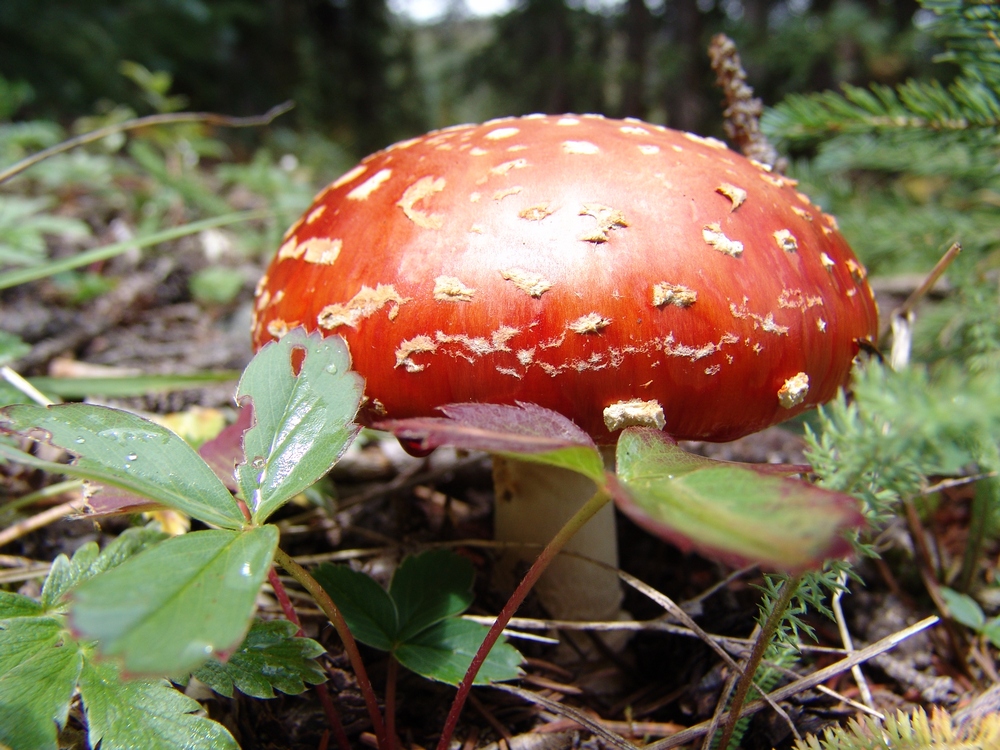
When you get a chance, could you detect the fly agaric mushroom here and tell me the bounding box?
[252,114,878,633]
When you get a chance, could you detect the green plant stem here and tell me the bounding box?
[267,566,351,750]
[435,487,612,750]
[274,547,388,749]
[1,479,82,515]
[0,210,271,291]
[385,656,399,750]
[714,574,802,750]
[958,476,998,593]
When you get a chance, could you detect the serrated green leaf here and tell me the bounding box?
[0,403,244,529]
[40,527,169,611]
[614,428,864,572]
[394,618,522,686]
[40,545,98,611]
[0,591,44,619]
[0,623,84,750]
[80,660,237,750]
[0,615,64,677]
[236,329,363,524]
[313,563,397,651]
[939,587,986,631]
[193,619,325,699]
[71,526,278,676]
[390,550,475,643]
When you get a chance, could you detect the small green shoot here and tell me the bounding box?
[313,549,523,686]
[939,587,1000,648]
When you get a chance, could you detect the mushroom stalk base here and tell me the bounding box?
[492,454,625,650]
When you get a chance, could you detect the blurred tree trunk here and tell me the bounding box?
[621,0,651,118]
[663,0,705,132]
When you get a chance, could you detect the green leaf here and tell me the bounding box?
[0,210,269,291]
[982,618,1000,650]
[0,591,44,619]
[27,371,240,399]
[614,428,865,572]
[939,587,986,631]
[390,549,475,643]
[70,526,278,676]
[0,616,84,750]
[313,562,398,651]
[236,329,363,524]
[193,619,326,699]
[0,330,29,367]
[395,618,522,686]
[80,660,237,750]
[40,527,169,610]
[0,403,245,529]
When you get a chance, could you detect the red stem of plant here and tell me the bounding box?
[385,656,399,750]
[274,547,389,749]
[268,567,352,750]
[434,488,612,750]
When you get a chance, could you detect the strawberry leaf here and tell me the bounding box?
[70,526,278,676]
[0,403,245,529]
[236,329,364,524]
[193,619,326,699]
[0,602,84,750]
[614,428,863,572]
[80,660,238,750]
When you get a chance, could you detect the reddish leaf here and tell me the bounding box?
[374,402,596,455]
[614,428,864,572]
[198,404,254,492]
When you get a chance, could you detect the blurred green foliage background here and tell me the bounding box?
[0,0,935,158]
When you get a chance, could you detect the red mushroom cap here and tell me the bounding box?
[252,114,878,443]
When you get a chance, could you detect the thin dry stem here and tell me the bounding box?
[708,34,783,171]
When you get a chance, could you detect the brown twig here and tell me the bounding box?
[708,34,784,171]
[0,498,88,548]
[0,102,294,185]
[644,616,941,749]
[267,567,352,750]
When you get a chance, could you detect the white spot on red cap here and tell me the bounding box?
[716,183,747,211]
[638,145,660,155]
[318,284,409,330]
[433,276,476,302]
[397,177,446,229]
[579,204,628,243]
[557,117,580,126]
[603,399,666,432]
[485,127,520,140]
[348,168,392,201]
[302,238,343,265]
[562,141,600,155]
[331,164,367,189]
[500,268,552,297]
[490,159,529,176]
[493,186,523,201]
[774,229,798,252]
[652,282,697,308]
[702,223,744,257]
[518,204,553,221]
[778,372,810,408]
[568,313,611,334]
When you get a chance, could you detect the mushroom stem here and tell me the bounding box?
[492,453,624,643]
